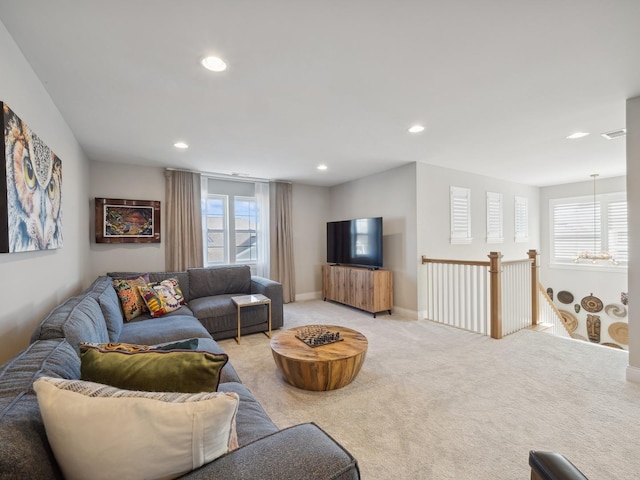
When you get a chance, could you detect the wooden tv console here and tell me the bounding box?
[322,264,393,317]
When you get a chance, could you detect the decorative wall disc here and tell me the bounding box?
[547,288,553,301]
[608,322,629,345]
[581,294,603,313]
[574,304,581,313]
[586,314,601,343]
[621,292,628,306]
[558,310,578,333]
[557,291,574,304]
[604,303,627,318]
[601,342,623,350]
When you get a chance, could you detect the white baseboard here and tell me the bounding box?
[294,291,322,302]
[626,365,640,383]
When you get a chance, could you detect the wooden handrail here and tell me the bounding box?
[537,281,571,335]
[421,255,490,267]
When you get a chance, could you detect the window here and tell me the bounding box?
[486,192,503,244]
[203,195,228,264]
[202,194,258,266]
[514,196,529,243]
[234,197,257,263]
[550,192,627,267]
[450,186,472,244]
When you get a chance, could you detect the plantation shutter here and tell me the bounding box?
[486,192,503,243]
[552,199,601,263]
[514,196,528,242]
[450,186,472,244]
[608,200,628,263]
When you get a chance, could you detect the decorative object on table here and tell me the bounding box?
[621,292,628,306]
[558,310,578,333]
[601,342,623,350]
[295,325,343,348]
[574,304,581,313]
[95,197,160,243]
[546,288,553,301]
[1,102,63,253]
[557,291,574,304]
[581,293,603,313]
[608,322,629,345]
[586,314,601,343]
[604,303,627,318]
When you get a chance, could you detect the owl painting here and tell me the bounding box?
[2,103,62,252]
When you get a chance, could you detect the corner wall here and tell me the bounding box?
[626,97,640,381]
[0,21,91,363]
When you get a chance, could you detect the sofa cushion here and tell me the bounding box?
[34,377,239,480]
[85,276,124,342]
[188,265,251,299]
[118,314,209,345]
[108,271,191,302]
[30,296,110,352]
[218,382,279,446]
[80,347,228,393]
[0,339,80,398]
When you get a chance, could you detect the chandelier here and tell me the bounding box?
[573,174,618,265]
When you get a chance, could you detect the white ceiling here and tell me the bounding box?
[1,1,639,187]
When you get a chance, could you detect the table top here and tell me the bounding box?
[231,294,271,307]
[270,325,367,362]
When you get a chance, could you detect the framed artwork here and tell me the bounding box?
[95,198,160,243]
[0,102,63,253]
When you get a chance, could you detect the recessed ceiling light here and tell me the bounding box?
[317,164,328,171]
[408,125,425,133]
[174,142,189,149]
[201,56,227,72]
[566,132,589,139]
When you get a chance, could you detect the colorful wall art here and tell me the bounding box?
[0,102,63,253]
[95,198,160,244]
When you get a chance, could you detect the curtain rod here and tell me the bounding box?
[165,167,291,185]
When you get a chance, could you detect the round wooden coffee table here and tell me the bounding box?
[270,325,368,391]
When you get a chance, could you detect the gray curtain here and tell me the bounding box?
[165,170,203,271]
[270,182,295,303]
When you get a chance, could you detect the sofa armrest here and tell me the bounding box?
[251,276,284,329]
[529,451,588,480]
[179,423,360,480]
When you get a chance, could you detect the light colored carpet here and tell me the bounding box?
[218,300,640,479]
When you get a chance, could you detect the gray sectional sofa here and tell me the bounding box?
[0,266,360,480]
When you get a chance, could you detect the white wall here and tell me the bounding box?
[292,183,330,300]
[88,161,166,277]
[0,21,91,363]
[626,97,640,380]
[328,163,418,316]
[540,176,628,347]
[416,163,541,316]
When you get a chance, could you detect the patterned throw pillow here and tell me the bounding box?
[159,277,186,305]
[79,338,199,353]
[33,376,239,480]
[112,275,150,321]
[138,284,182,317]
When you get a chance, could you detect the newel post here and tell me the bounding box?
[488,252,503,339]
[528,249,539,326]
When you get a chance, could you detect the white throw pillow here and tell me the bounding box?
[33,377,239,480]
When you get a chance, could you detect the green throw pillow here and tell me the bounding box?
[80,347,228,393]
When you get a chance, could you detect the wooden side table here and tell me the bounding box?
[231,294,272,344]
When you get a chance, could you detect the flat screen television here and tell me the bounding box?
[326,217,383,268]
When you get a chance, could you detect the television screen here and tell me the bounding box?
[327,217,383,268]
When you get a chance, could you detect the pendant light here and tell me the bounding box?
[573,174,618,265]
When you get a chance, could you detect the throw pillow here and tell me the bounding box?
[79,338,199,353]
[112,275,150,321]
[33,376,239,480]
[80,347,228,392]
[138,284,182,318]
[159,277,186,305]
